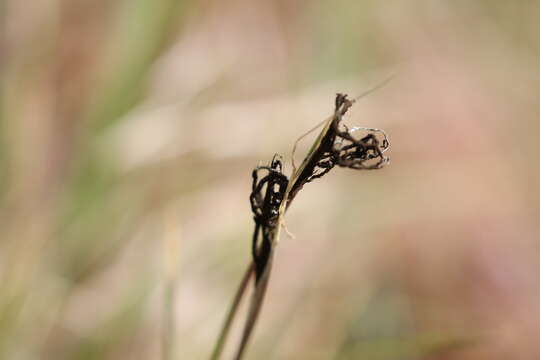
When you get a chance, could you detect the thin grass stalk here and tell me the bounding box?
[232,254,274,360]
[228,114,337,360]
[209,262,254,360]
[213,78,392,360]
[162,211,181,360]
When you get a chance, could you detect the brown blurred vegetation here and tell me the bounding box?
[1,0,540,359]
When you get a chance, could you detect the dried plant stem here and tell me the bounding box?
[291,116,329,173]
[211,81,392,360]
[226,114,336,359]
[209,262,254,360]
[233,254,274,360]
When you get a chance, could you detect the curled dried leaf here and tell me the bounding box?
[249,154,288,282]
[213,91,391,360]
[288,93,390,201]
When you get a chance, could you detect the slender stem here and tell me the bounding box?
[162,280,176,360]
[209,262,254,360]
[162,210,180,360]
[228,110,336,360]
[233,252,274,360]
[220,85,392,359]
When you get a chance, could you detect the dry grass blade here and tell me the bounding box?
[211,81,392,360]
[209,263,254,360]
[289,75,393,201]
[291,117,329,173]
[232,252,274,360]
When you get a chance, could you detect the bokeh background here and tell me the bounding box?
[2,1,540,359]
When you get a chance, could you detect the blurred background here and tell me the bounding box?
[1,0,540,359]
